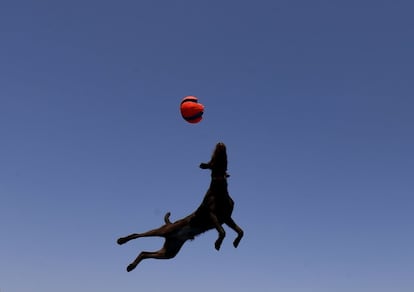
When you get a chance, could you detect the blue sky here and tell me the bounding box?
[1,1,413,291]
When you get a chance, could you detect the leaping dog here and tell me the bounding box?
[117,142,244,271]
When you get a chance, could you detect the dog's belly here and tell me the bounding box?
[173,225,201,240]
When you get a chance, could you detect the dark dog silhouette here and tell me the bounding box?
[117,142,244,271]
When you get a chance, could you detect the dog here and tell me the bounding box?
[117,142,244,271]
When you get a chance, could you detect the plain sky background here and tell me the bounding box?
[1,1,413,291]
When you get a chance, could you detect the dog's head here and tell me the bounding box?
[210,142,229,178]
[200,142,229,177]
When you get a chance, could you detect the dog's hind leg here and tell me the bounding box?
[225,217,244,248]
[127,251,164,272]
[126,239,185,271]
[117,234,140,245]
[117,225,169,245]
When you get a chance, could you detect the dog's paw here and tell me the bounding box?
[233,232,243,248]
[127,263,136,272]
[214,239,223,251]
[117,237,127,245]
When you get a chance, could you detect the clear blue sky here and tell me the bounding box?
[1,1,413,291]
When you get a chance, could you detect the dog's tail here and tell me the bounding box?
[164,212,172,224]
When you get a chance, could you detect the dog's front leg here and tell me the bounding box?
[209,213,226,250]
[225,217,244,248]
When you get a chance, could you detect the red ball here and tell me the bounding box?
[180,96,204,124]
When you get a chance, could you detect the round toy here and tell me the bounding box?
[180,96,204,124]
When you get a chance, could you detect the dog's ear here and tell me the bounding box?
[199,163,210,169]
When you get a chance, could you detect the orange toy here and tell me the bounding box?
[180,96,204,124]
